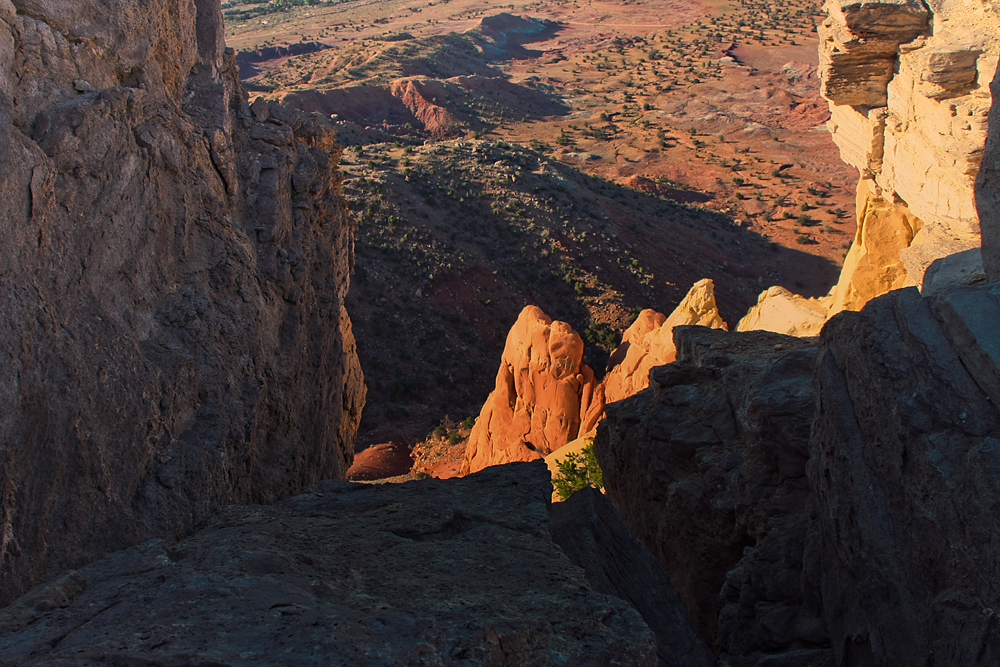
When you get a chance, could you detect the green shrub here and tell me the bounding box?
[553,443,604,501]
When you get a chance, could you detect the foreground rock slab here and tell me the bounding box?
[0,462,656,667]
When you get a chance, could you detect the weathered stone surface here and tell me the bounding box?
[979,62,1000,282]
[737,286,829,337]
[828,178,920,313]
[811,286,1000,666]
[603,279,727,405]
[0,461,658,666]
[819,0,929,107]
[599,280,1000,666]
[462,306,599,474]
[550,487,715,667]
[596,326,829,665]
[820,0,998,288]
[0,0,364,606]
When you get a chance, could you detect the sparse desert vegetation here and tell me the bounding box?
[224,0,856,449]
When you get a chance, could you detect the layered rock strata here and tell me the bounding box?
[597,279,1000,665]
[0,0,364,606]
[742,0,998,337]
[0,462,658,666]
[821,0,998,285]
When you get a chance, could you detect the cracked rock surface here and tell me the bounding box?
[0,0,364,606]
[0,462,656,667]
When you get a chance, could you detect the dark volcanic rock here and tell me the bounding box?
[0,462,657,666]
[0,0,365,605]
[811,285,1000,666]
[550,487,715,667]
[595,326,832,666]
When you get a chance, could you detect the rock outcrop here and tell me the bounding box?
[979,64,1000,281]
[0,0,364,606]
[827,178,920,313]
[462,306,600,474]
[741,0,998,337]
[0,462,658,666]
[736,286,828,336]
[820,0,998,286]
[597,280,1000,665]
[596,326,827,664]
[603,279,727,405]
[810,284,1000,666]
[466,281,726,474]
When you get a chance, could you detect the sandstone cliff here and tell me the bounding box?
[742,0,998,337]
[0,0,364,606]
[821,0,998,287]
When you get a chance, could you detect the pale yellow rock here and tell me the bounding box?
[737,287,831,337]
[829,179,921,314]
[545,429,597,502]
[603,279,727,405]
[827,104,887,177]
[820,0,998,286]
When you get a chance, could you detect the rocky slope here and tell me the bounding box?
[0,0,364,606]
[0,462,662,666]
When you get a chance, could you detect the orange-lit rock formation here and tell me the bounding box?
[466,280,728,473]
[603,279,727,404]
[462,306,599,474]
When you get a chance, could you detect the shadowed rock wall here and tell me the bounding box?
[598,282,1000,665]
[0,0,364,605]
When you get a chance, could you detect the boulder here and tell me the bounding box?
[462,306,599,474]
[346,439,413,481]
[0,0,365,605]
[0,462,657,666]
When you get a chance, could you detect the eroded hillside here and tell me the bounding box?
[225,0,857,449]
